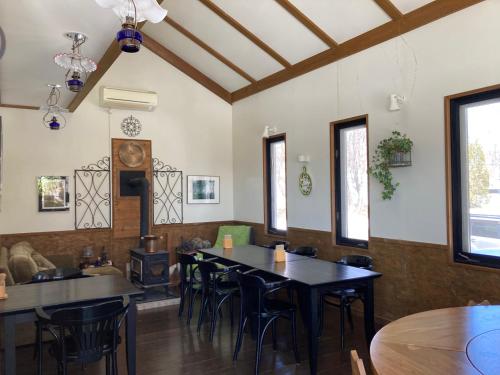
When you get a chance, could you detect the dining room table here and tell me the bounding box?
[199,245,382,375]
[0,275,143,375]
[370,305,500,375]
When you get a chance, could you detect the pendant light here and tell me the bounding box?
[94,0,167,53]
[41,85,68,130]
[54,32,97,92]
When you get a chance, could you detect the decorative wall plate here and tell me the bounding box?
[119,141,145,167]
[299,166,312,196]
[121,115,142,137]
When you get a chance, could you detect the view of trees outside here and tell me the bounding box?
[270,140,287,231]
[465,102,500,255]
[342,126,369,240]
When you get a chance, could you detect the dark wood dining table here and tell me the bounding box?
[200,245,382,375]
[0,275,143,375]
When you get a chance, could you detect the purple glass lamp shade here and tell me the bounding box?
[49,116,60,130]
[116,24,143,53]
[66,72,84,92]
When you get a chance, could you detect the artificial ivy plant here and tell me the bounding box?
[369,131,413,200]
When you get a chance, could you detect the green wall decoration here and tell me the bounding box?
[299,166,312,196]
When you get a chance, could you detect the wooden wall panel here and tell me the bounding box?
[236,221,500,323]
[112,138,153,239]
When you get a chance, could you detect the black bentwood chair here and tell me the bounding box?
[177,252,202,325]
[35,299,128,375]
[320,255,373,350]
[197,260,240,341]
[286,246,318,258]
[233,270,300,375]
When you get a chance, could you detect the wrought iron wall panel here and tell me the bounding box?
[153,158,183,225]
[74,157,111,229]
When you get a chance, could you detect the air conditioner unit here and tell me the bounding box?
[100,87,158,111]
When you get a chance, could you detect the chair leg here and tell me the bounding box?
[197,294,209,333]
[255,321,264,375]
[340,299,346,351]
[209,292,218,342]
[106,354,111,375]
[346,303,354,330]
[178,283,186,318]
[230,294,234,327]
[36,323,43,375]
[233,316,247,361]
[113,351,118,375]
[272,320,277,351]
[291,311,300,363]
[187,288,198,325]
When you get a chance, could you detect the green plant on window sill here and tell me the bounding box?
[369,131,413,200]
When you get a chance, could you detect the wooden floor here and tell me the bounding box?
[12,302,373,375]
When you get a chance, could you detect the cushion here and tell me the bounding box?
[9,252,38,284]
[0,247,14,286]
[10,241,35,257]
[214,226,252,248]
[32,252,56,270]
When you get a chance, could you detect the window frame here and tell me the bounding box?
[447,85,500,269]
[331,116,369,249]
[263,133,287,236]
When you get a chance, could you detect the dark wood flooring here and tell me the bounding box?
[12,301,373,375]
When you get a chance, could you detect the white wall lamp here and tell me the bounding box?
[388,94,406,111]
[262,126,277,138]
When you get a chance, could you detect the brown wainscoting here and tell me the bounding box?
[0,221,232,274]
[236,221,500,323]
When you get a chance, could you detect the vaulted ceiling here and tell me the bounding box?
[0,0,484,111]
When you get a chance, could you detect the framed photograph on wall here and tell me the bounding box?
[187,175,220,204]
[37,176,70,212]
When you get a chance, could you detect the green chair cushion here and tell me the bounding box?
[214,225,252,248]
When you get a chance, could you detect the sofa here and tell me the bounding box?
[0,241,56,285]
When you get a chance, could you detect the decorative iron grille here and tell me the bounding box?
[153,158,183,225]
[74,157,111,229]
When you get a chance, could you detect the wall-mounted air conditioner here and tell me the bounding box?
[100,87,158,111]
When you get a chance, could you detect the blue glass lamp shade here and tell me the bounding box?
[116,24,143,53]
[66,72,84,92]
[49,116,60,130]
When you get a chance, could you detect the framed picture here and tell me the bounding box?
[37,176,70,212]
[187,175,220,204]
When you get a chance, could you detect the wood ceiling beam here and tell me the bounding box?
[165,18,256,83]
[373,0,403,20]
[198,0,291,68]
[142,33,232,103]
[0,104,39,110]
[232,0,484,102]
[67,1,166,113]
[275,0,338,48]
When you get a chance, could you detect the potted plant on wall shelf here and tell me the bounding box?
[369,131,413,200]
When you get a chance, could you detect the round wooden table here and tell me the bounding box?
[370,306,500,375]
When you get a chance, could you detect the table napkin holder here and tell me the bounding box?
[274,245,286,263]
[223,234,233,249]
[0,273,8,300]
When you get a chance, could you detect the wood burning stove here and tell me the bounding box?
[130,248,169,288]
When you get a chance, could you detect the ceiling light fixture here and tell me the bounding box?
[41,85,68,130]
[54,32,97,92]
[94,0,167,53]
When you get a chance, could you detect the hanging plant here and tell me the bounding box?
[369,131,413,200]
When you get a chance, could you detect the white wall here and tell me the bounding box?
[0,48,233,234]
[232,1,500,245]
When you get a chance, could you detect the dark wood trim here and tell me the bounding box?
[274,0,338,48]
[373,0,403,20]
[262,133,288,236]
[142,33,232,103]
[330,115,369,249]
[0,104,39,110]
[232,0,484,102]
[165,18,256,83]
[199,0,291,68]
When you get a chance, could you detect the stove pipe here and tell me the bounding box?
[128,177,149,247]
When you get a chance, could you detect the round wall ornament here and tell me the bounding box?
[119,141,146,168]
[299,166,312,196]
[121,115,142,137]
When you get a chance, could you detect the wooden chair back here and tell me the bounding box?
[350,350,367,375]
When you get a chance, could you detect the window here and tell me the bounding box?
[332,117,369,248]
[448,86,500,268]
[264,134,287,235]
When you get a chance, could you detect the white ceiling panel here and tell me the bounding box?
[212,0,329,64]
[162,0,283,80]
[143,22,250,92]
[0,0,119,107]
[289,0,391,43]
[391,0,434,14]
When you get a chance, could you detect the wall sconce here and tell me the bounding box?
[262,126,277,138]
[298,154,310,163]
[389,94,406,111]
